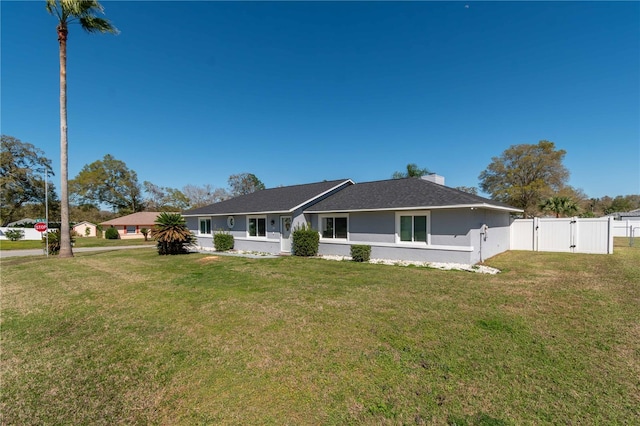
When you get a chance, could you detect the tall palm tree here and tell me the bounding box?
[46,0,117,258]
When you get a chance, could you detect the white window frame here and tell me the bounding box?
[319,214,349,240]
[126,225,137,234]
[395,211,431,245]
[247,215,267,238]
[199,217,212,235]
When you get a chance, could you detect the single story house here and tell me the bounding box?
[5,218,37,227]
[72,221,97,237]
[100,212,162,239]
[182,176,522,264]
[183,179,353,254]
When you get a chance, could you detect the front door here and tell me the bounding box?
[280,216,292,253]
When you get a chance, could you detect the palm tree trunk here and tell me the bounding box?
[58,23,73,258]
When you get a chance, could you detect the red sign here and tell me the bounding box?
[35,222,48,232]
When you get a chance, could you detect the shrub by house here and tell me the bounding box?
[213,230,234,251]
[292,223,319,257]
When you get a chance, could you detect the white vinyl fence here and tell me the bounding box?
[611,219,640,238]
[510,217,614,254]
[0,227,46,241]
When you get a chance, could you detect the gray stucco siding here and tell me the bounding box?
[430,209,473,246]
[195,235,214,250]
[186,201,514,263]
[313,208,513,264]
[233,238,281,253]
[318,240,473,264]
[188,213,289,254]
[185,216,198,232]
[342,209,478,249]
[348,211,395,243]
[372,245,472,263]
[468,209,512,263]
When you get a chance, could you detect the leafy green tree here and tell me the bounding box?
[1,135,56,225]
[455,186,478,195]
[608,195,635,214]
[228,173,265,197]
[151,212,196,255]
[479,140,569,218]
[143,181,190,211]
[392,163,430,179]
[539,196,579,218]
[69,203,115,224]
[10,194,61,227]
[71,154,144,214]
[46,0,118,258]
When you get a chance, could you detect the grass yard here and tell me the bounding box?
[0,237,153,251]
[1,241,638,425]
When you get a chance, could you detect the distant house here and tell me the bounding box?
[6,218,36,227]
[72,221,97,237]
[182,176,522,264]
[100,212,162,239]
[608,208,640,221]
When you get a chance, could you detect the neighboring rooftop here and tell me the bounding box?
[101,212,165,226]
[608,208,640,219]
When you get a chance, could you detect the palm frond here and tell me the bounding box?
[60,0,102,17]
[45,0,59,16]
[48,0,118,34]
[151,213,195,254]
[78,16,119,34]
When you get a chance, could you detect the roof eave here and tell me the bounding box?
[182,210,291,217]
[305,203,523,214]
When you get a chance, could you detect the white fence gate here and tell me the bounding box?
[510,217,614,254]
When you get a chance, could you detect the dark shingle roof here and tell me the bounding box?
[608,208,640,219]
[182,179,352,216]
[305,177,521,212]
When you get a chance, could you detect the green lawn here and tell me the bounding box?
[0,237,153,251]
[1,242,638,425]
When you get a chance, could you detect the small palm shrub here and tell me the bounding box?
[213,230,234,251]
[292,223,319,257]
[4,229,24,241]
[351,244,371,262]
[140,228,150,241]
[151,212,196,255]
[43,230,76,255]
[105,227,120,239]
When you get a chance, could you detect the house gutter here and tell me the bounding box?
[305,203,523,214]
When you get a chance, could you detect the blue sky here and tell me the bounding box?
[2,1,639,199]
